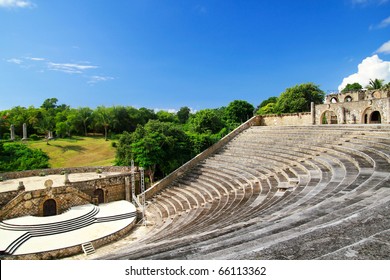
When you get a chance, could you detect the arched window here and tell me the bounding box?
[330,97,338,103]
[43,199,57,216]
[344,96,352,102]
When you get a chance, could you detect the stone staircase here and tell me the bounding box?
[0,206,100,255]
[0,202,138,256]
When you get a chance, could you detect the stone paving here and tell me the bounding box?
[0,172,121,193]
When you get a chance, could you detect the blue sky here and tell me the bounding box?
[1,0,390,111]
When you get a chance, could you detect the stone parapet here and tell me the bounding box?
[0,166,131,181]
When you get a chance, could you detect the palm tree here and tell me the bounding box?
[366,78,384,90]
[382,82,390,90]
[94,106,113,141]
[77,107,93,136]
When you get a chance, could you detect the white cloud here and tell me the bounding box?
[47,62,98,74]
[376,40,390,54]
[7,58,23,64]
[370,16,390,29]
[6,55,113,84]
[154,108,178,113]
[378,16,390,28]
[26,57,45,61]
[0,0,34,8]
[352,0,389,4]
[338,55,390,91]
[87,75,114,84]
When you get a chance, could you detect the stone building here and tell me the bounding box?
[0,166,141,221]
[314,89,390,125]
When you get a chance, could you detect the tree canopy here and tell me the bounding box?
[0,143,49,171]
[366,79,385,90]
[116,120,192,183]
[274,83,325,113]
[341,83,363,93]
[225,100,255,124]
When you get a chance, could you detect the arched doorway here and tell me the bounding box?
[94,188,104,204]
[370,111,381,124]
[43,199,57,216]
[321,110,338,124]
[362,108,382,124]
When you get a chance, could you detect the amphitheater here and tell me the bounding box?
[1,90,390,260]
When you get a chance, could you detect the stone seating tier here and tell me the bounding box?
[97,125,390,260]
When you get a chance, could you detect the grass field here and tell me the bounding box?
[28,137,117,168]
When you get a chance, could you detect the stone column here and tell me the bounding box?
[340,107,345,124]
[18,181,25,191]
[22,123,27,140]
[125,176,131,202]
[64,173,70,184]
[10,124,15,141]
[311,102,315,125]
[387,98,390,124]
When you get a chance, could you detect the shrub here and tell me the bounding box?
[0,142,50,172]
[29,134,40,141]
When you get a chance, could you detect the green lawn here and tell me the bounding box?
[28,137,117,168]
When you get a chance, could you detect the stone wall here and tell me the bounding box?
[315,98,390,124]
[0,186,92,220]
[259,112,312,126]
[0,172,138,220]
[0,166,131,180]
[68,175,128,203]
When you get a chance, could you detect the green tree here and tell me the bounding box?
[93,106,113,140]
[7,106,30,136]
[116,120,192,183]
[225,100,255,124]
[35,108,56,139]
[189,109,225,134]
[274,83,325,113]
[156,110,177,123]
[366,78,384,90]
[258,96,278,109]
[382,82,390,90]
[257,102,276,115]
[177,106,191,124]
[41,98,59,111]
[126,106,144,132]
[138,107,157,125]
[76,107,93,136]
[0,142,49,171]
[187,132,220,156]
[341,83,363,93]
